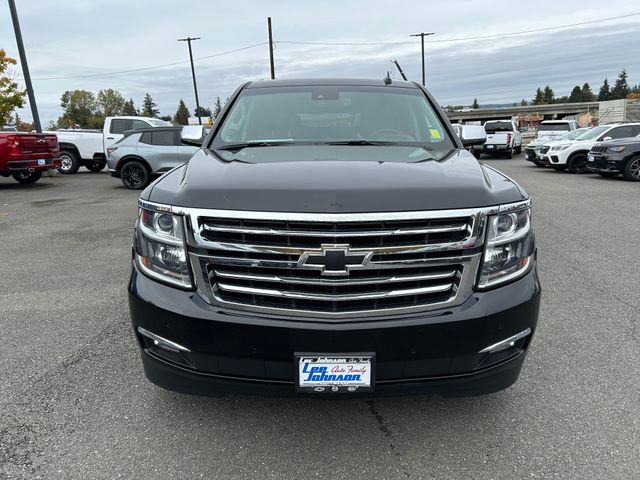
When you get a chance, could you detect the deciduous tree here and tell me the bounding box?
[0,49,27,126]
[96,88,126,117]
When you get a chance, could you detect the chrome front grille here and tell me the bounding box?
[186,209,487,320]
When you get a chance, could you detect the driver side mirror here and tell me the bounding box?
[181,125,206,146]
[457,125,486,147]
[601,136,612,142]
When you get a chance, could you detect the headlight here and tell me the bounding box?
[134,206,192,288]
[608,146,625,153]
[477,204,535,289]
[551,144,570,151]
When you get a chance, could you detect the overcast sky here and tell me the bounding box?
[2,0,640,125]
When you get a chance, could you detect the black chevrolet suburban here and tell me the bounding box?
[129,78,540,397]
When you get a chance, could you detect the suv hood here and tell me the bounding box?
[146,147,526,213]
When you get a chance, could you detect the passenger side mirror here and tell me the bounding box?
[457,125,486,147]
[181,126,206,146]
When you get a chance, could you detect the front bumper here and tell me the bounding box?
[586,152,625,173]
[129,257,541,397]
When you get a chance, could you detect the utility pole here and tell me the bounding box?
[409,32,435,86]
[8,0,42,132]
[267,17,275,79]
[178,36,202,125]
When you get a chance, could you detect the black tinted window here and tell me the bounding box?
[484,122,513,132]
[132,119,150,131]
[139,132,153,144]
[110,119,131,134]
[605,126,634,140]
[152,131,177,146]
[538,123,570,131]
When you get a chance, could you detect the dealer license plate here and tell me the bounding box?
[524,154,529,159]
[296,354,374,393]
[37,159,46,165]
[486,145,494,149]
[587,154,595,161]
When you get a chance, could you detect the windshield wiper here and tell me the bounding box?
[215,140,295,151]
[325,139,399,146]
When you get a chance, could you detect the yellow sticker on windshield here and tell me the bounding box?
[430,128,442,139]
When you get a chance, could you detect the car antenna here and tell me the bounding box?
[383,72,392,86]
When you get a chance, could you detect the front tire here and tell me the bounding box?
[58,150,80,174]
[567,153,588,174]
[623,156,640,181]
[120,161,150,190]
[12,170,42,184]
[85,160,106,172]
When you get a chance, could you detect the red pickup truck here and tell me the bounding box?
[0,132,61,184]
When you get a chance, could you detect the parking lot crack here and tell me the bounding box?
[366,400,411,478]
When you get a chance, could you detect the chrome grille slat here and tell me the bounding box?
[178,206,496,320]
[212,269,457,286]
[202,223,468,237]
[215,281,454,301]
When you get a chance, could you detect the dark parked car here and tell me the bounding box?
[129,78,540,397]
[587,135,640,181]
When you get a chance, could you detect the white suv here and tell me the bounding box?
[536,120,579,142]
[538,123,640,173]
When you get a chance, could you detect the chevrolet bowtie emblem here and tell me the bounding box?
[297,244,372,276]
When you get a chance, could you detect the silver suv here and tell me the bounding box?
[107,126,206,189]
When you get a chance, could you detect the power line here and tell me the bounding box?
[277,12,640,46]
[26,42,268,81]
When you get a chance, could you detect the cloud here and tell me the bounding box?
[1,0,639,123]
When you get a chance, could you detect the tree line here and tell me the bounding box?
[529,69,640,106]
[51,89,225,129]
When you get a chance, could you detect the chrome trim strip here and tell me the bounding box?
[201,223,469,237]
[215,281,454,301]
[211,269,458,286]
[137,327,191,353]
[479,328,532,354]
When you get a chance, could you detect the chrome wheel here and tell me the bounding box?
[59,154,73,172]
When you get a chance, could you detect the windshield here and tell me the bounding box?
[558,128,588,140]
[149,119,172,127]
[211,85,453,150]
[575,126,609,140]
[538,123,570,132]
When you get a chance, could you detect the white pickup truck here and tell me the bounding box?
[52,116,170,174]
[480,119,523,159]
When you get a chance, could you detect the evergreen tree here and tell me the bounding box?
[472,98,479,109]
[543,85,555,104]
[568,86,582,103]
[598,78,610,101]
[611,69,630,100]
[122,98,138,116]
[213,96,223,119]
[173,99,189,125]
[580,83,595,102]
[141,93,159,117]
[520,99,528,106]
[532,87,545,105]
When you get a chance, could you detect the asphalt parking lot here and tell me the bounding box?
[1,157,639,480]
